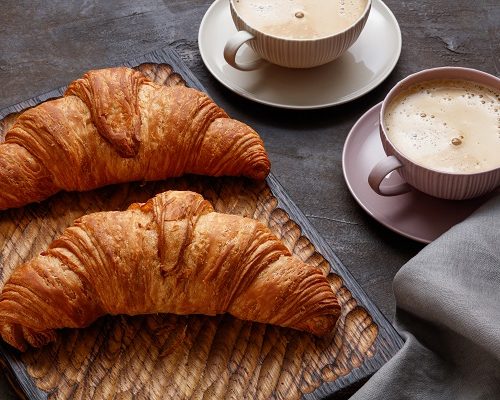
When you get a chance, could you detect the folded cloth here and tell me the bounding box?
[351,193,500,400]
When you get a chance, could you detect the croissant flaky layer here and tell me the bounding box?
[0,191,340,351]
[0,67,270,210]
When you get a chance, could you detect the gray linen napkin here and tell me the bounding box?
[351,193,500,400]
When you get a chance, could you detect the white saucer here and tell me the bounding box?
[198,0,402,109]
[342,103,495,243]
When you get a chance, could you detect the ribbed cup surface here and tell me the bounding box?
[380,131,500,200]
[229,1,371,68]
[379,67,500,200]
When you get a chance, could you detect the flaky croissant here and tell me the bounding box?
[0,67,270,210]
[0,191,340,351]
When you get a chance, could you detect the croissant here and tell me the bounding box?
[0,191,340,351]
[0,67,270,210]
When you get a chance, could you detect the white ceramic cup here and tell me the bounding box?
[368,67,500,200]
[223,0,372,71]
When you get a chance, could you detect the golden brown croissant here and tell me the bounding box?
[0,190,340,351]
[0,67,270,210]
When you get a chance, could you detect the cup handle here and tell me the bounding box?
[223,30,265,71]
[368,156,412,196]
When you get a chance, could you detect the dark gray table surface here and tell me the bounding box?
[0,1,498,398]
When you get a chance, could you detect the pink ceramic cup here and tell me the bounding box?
[368,67,500,200]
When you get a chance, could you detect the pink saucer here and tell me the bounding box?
[342,103,495,243]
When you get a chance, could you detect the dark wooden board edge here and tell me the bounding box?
[0,342,47,400]
[267,174,404,399]
[0,45,403,400]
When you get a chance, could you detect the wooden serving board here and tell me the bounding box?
[0,48,403,400]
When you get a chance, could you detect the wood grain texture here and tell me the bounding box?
[0,52,401,399]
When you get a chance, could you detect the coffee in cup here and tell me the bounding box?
[368,67,500,200]
[224,0,371,70]
[232,0,369,40]
[384,79,500,174]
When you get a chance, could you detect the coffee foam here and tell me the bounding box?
[384,79,500,174]
[233,0,368,39]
